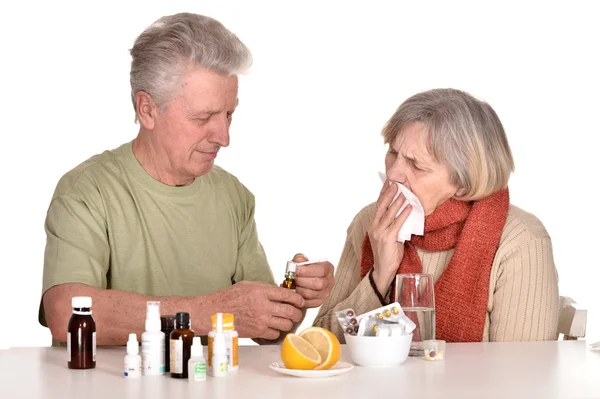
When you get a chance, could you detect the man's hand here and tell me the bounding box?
[212,281,305,340]
[292,253,335,308]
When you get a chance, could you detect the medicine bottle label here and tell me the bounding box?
[92,332,96,362]
[194,362,207,381]
[208,334,238,368]
[124,357,142,378]
[170,339,183,373]
[231,335,238,367]
[142,336,166,375]
[67,333,71,362]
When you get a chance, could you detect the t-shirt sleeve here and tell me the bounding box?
[39,193,109,326]
[231,190,275,286]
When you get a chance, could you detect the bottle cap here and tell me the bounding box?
[161,315,176,331]
[145,301,161,332]
[175,312,190,329]
[127,333,139,355]
[72,296,92,309]
[285,261,297,273]
[191,336,203,358]
[210,313,234,325]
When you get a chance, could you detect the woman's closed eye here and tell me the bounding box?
[405,157,430,172]
[410,160,423,171]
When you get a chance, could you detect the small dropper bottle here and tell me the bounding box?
[211,313,228,377]
[124,333,142,378]
[280,261,297,292]
[188,336,206,382]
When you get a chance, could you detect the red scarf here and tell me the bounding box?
[360,189,509,342]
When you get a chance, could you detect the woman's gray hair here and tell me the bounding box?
[129,13,252,117]
[382,89,515,200]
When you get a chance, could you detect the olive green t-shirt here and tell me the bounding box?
[39,141,275,326]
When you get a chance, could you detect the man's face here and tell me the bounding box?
[154,67,239,180]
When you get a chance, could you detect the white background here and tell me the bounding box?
[0,1,598,348]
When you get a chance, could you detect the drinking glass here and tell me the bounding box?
[395,273,435,356]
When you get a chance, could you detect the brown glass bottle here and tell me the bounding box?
[67,296,96,369]
[280,261,297,292]
[169,312,194,378]
[161,315,176,372]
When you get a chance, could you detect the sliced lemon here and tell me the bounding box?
[299,327,341,370]
[280,333,322,370]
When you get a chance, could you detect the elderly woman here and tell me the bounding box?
[313,88,559,343]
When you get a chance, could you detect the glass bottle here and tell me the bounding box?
[280,261,297,292]
[67,296,96,369]
[169,312,194,378]
[161,315,176,372]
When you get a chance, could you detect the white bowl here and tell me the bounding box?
[344,333,412,367]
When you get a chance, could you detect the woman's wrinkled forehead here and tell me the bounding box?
[392,121,436,159]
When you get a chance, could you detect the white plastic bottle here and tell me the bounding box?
[211,313,228,377]
[208,313,238,372]
[187,336,206,382]
[141,301,165,375]
[124,333,142,378]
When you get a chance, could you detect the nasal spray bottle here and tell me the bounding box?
[211,313,228,377]
[141,301,165,375]
[280,258,327,291]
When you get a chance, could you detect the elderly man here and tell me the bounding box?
[40,12,334,345]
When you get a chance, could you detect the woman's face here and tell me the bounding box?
[384,121,462,216]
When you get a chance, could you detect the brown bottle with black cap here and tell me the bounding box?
[169,312,195,378]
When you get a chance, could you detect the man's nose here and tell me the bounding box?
[208,114,230,147]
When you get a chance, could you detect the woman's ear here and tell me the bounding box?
[453,187,467,199]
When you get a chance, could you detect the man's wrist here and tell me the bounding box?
[193,292,222,335]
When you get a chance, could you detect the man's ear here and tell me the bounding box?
[135,91,158,130]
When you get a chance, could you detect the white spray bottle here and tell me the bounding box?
[141,301,165,375]
[211,313,228,377]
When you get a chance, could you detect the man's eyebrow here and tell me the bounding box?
[190,99,239,118]
[192,110,219,117]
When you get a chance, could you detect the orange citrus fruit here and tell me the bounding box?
[280,333,322,370]
[298,327,341,370]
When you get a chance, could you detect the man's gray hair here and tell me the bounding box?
[129,13,252,117]
[382,89,515,200]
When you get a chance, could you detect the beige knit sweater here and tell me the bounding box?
[313,202,560,343]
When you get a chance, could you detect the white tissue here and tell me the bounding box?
[378,172,425,243]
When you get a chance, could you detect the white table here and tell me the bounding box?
[1,341,599,398]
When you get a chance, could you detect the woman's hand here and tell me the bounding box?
[292,254,335,309]
[368,180,413,295]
